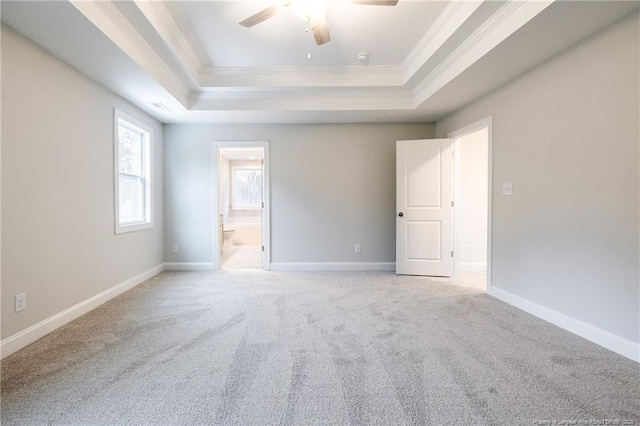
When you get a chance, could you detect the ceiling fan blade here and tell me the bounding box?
[348,0,399,5]
[240,3,287,28]
[310,15,331,45]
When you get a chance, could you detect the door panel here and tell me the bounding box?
[406,221,441,260]
[407,146,441,207]
[397,139,453,276]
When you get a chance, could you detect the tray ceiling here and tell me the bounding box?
[2,0,638,124]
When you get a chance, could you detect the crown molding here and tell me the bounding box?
[412,0,555,107]
[202,65,400,76]
[199,65,403,88]
[69,0,192,108]
[197,88,411,98]
[132,0,203,83]
[401,0,484,84]
[191,89,413,111]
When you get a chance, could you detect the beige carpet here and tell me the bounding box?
[220,245,262,269]
[1,270,638,425]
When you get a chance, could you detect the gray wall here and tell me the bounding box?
[164,123,435,264]
[436,13,639,343]
[1,25,164,339]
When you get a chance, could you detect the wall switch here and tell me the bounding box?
[15,293,26,312]
[172,244,179,253]
[502,183,513,196]
[355,244,362,254]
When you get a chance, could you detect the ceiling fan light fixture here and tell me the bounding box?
[291,0,328,21]
[240,0,397,45]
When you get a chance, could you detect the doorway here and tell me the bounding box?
[449,117,492,292]
[213,142,270,270]
[395,139,455,277]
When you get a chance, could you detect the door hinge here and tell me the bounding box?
[261,159,264,165]
[451,251,454,257]
[451,201,454,207]
[262,246,265,252]
[262,202,265,208]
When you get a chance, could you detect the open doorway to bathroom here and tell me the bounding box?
[449,117,492,292]
[217,146,267,269]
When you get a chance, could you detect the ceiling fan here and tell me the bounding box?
[239,0,399,46]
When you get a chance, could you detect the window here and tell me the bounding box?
[232,167,262,210]
[114,109,153,234]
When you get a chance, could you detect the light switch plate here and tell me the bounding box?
[502,183,513,196]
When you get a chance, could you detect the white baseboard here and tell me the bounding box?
[270,262,396,272]
[489,286,639,363]
[460,262,487,272]
[1,264,165,360]
[163,262,217,271]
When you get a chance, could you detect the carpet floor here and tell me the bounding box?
[1,270,638,425]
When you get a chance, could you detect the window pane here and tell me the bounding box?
[119,176,144,224]
[114,110,154,233]
[234,169,262,208]
[118,124,143,176]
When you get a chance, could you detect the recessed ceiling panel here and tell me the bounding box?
[3,0,637,124]
[163,0,450,68]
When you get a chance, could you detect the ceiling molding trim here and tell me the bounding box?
[132,0,203,84]
[195,89,412,101]
[69,0,192,107]
[199,65,403,88]
[401,0,484,84]
[190,92,414,112]
[412,0,555,107]
[202,65,400,76]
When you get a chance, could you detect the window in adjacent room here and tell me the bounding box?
[232,167,262,210]
[114,109,153,234]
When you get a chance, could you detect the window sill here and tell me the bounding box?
[115,221,154,235]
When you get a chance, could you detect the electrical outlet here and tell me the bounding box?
[172,244,179,253]
[355,244,362,254]
[466,245,473,254]
[502,183,513,196]
[15,293,26,312]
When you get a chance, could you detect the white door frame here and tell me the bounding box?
[447,116,493,291]
[212,141,271,270]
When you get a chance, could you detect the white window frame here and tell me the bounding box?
[231,165,263,211]
[114,109,153,234]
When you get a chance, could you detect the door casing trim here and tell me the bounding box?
[212,141,270,270]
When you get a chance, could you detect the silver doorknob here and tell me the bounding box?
[398,212,404,217]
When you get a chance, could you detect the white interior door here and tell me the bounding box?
[396,139,454,276]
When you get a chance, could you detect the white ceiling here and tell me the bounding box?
[2,1,638,124]
[164,1,450,67]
